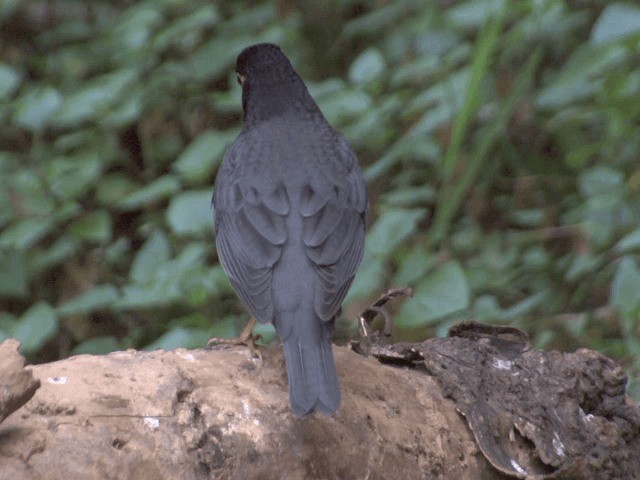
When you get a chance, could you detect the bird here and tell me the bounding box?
[212,43,367,416]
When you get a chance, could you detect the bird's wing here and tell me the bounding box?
[213,141,289,323]
[301,133,367,321]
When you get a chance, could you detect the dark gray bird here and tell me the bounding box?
[212,44,367,416]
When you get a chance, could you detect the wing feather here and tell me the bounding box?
[213,143,288,324]
[302,134,367,322]
[215,131,365,325]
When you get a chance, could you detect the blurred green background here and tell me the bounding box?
[1,0,639,398]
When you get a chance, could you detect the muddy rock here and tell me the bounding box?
[0,345,485,480]
[0,340,40,425]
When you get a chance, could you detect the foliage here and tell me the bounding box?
[1,0,639,397]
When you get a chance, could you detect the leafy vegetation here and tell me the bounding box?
[1,1,639,398]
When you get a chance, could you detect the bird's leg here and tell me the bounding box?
[206,317,262,361]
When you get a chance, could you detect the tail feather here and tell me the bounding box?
[281,321,340,416]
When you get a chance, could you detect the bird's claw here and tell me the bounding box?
[206,317,263,363]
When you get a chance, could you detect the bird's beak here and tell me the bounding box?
[236,73,245,85]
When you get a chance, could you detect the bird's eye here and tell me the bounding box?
[236,73,245,85]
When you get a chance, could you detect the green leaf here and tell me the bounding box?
[366,208,427,257]
[28,237,80,274]
[47,151,103,200]
[499,291,548,320]
[536,44,627,109]
[342,2,407,38]
[564,253,602,282]
[188,27,281,81]
[446,0,506,29]
[392,246,436,286]
[130,230,171,283]
[55,202,83,223]
[95,173,139,206]
[53,69,138,127]
[0,312,17,341]
[0,249,27,297]
[0,62,20,99]
[365,135,440,182]
[172,130,235,183]
[12,302,58,354]
[578,166,624,197]
[539,81,591,108]
[349,48,386,84]
[180,266,230,306]
[72,336,120,355]
[145,135,185,168]
[253,322,277,345]
[381,185,436,208]
[153,5,219,52]
[211,84,242,115]
[317,88,372,124]
[103,238,131,267]
[115,244,208,310]
[396,261,470,327]
[522,246,549,270]
[391,54,442,88]
[565,143,601,170]
[57,285,120,316]
[508,209,545,228]
[108,5,163,52]
[473,295,503,322]
[344,255,385,303]
[13,86,63,131]
[102,88,144,128]
[610,257,640,314]
[208,317,243,339]
[406,68,472,118]
[118,175,181,211]
[166,190,213,236]
[0,218,55,250]
[115,284,168,310]
[0,0,19,20]
[591,3,640,45]
[144,327,209,350]
[171,312,211,329]
[67,210,112,243]
[616,228,640,253]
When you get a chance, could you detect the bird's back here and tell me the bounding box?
[213,43,367,415]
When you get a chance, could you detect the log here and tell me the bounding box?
[0,343,485,480]
[0,321,638,480]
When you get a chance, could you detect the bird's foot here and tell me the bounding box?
[206,317,263,362]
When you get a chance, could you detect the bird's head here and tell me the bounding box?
[235,43,296,87]
[234,43,319,126]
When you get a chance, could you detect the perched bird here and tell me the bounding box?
[212,43,367,416]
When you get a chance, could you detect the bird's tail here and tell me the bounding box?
[278,312,340,416]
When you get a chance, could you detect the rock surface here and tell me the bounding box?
[0,339,40,425]
[0,344,486,480]
[2,324,638,480]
